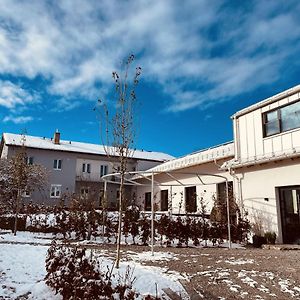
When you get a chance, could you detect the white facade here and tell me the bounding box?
[136,84,300,244]
[228,84,300,243]
[135,142,235,215]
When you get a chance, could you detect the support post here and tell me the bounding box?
[102,180,108,238]
[225,179,232,249]
[151,172,154,256]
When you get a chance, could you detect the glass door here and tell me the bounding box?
[279,187,300,244]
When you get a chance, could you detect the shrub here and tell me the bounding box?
[45,240,139,299]
[264,231,277,244]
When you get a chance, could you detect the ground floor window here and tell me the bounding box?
[80,187,89,198]
[145,192,151,211]
[22,189,31,197]
[160,190,168,211]
[50,184,62,198]
[185,186,197,213]
[217,181,233,202]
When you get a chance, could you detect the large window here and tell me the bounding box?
[185,186,197,213]
[217,181,233,202]
[145,192,151,211]
[263,101,300,137]
[160,190,168,211]
[53,159,62,170]
[50,184,62,198]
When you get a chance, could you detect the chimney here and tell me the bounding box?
[54,129,60,144]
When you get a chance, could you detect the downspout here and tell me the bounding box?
[228,167,244,218]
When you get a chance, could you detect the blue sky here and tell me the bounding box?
[1,0,300,157]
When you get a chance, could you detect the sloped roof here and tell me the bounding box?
[144,141,234,173]
[232,84,300,119]
[2,133,174,162]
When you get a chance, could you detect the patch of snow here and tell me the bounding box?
[225,258,254,265]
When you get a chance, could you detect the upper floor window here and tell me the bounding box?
[53,159,62,170]
[263,101,300,137]
[100,165,108,177]
[82,163,91,173]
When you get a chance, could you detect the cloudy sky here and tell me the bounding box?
[1,0,300,156]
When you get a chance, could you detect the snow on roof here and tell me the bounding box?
[2,133,174,162]
[144,141,234,173]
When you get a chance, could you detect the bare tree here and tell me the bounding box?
[96,54,141,268]
[0,139,48,235]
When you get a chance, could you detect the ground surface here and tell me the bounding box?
[1,231,300,299]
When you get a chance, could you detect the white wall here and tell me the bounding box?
[235,92,300,162]
[235,159,300,241]
[1,144,8,159]
[136,159,234,214]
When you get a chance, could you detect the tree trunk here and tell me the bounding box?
[13,188,21,236]
[115,171,124,269]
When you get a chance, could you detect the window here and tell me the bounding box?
[160,190,168,211]
[263,101,300,137]
[80,187,89,198]
[22,190,31,197]
[100,165,108,177]
[145,192,151,211]
[53,159,62,170]
[185,186,197,213]
[50,184,62,198]
[26,157,34,165]
[82,163,91,173]
[263,110,280,136]
[217,181,233,203]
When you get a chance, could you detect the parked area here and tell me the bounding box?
[0,230,300,300]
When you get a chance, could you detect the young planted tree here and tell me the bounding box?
[0,139,48,235]
[96,54,141,268]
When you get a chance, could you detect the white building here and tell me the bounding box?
[135,142,234,215]
[226,84,300,244]
[0,132,174,207]
[136,84,300,244]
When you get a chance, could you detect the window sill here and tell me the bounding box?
[263,126,300,140]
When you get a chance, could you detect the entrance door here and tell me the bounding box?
[185,186,197,213]
[279,187,300,244]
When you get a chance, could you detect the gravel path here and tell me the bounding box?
[95,244,300,300]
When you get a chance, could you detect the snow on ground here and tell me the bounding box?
[0,230,53,245]
[0,243,60,299]
[0,231,188,299]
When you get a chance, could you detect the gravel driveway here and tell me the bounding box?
[104,244,300,300]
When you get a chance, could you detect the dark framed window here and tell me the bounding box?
[145,192,151,211]
[160,190,168,211]
[217,181,233,202]
[185,186,197,213]
[263,100,300,137]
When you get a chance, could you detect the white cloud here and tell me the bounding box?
[0,1,299,112]
[0,80,39,109]
[3,115,33,124]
